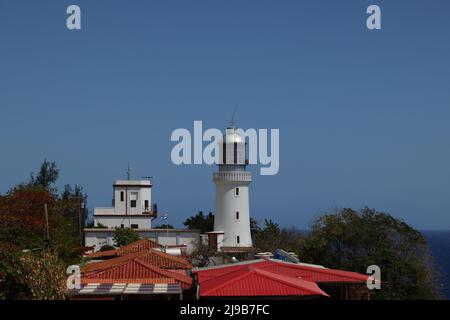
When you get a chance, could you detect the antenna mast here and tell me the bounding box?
[127,162,133,180]
[230,104,238,128]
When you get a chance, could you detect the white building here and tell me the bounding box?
[85,176,200,254]
[84,228,200,255]
[93,179,156,229]
[211,125,253,252]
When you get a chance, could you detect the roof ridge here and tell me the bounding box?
[134,259,192,285]
[201,267,253,296]
[149,249,191,264]
[192,259,268,272]
[268,261,368,281]
[82,251,146,273]
[253,268,328,296]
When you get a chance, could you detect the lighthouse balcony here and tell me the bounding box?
[214,171,252,182]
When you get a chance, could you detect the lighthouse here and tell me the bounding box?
[212,124,253,251]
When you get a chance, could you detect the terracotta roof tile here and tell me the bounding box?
[82,249,192,274]
[82,259,192,289]
[85,238,162,258]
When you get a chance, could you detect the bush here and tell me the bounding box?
[113,227,139,247]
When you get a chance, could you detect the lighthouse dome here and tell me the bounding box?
[219,127,246,165]
[221,127,245,144]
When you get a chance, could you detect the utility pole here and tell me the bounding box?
[44,203,50,249]
[78,196,83,246]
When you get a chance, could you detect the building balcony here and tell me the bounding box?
[94,206,157,218]
[213,171,252,182]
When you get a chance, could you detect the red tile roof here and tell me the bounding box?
[85,238,162,258]
[259,261,370,284]
[198,265,328,297]
[82,249,192,274]
[195,260,369,284]
[82,259,193,289]
[193,260,370,297]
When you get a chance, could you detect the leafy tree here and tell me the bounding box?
[113,227,140,247]
[154,224,174,229]
[60,184,88,247]
[0,249,67,300]
[298,207,439,299]
[252,219,301,252]
[183,211,214,233]
[14,250,67,300]
[0,160,87,298]
[29,160,60,192]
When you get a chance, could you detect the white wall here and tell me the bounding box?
[84,229,201,254]
[214,180,253,248]
[113,186,152,215]
[94,216,152,229]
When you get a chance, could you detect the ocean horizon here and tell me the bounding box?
[422,230,450,299]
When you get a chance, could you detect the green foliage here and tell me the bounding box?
[183,211,214,233]
[252,219,301,253]
[29,160,60,192]
[93,222,107,228]
[0,160,87,299]
[0,249,67,300]
[298,207,439,299]
[113,227,140,247]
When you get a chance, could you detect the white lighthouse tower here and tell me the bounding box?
[212,124,253,252]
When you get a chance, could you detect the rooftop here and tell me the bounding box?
[84,238,162,259]
[113,179,152,187]
[193,259,371,298]
[83,249,193,273]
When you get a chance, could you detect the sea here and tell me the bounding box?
[422,230,450,299]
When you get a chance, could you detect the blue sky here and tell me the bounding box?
[1,0,449,229]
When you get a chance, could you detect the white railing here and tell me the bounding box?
[214,171,252,182]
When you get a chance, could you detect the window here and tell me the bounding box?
[235,211,239,220]
[222,141,227,164]
[235,188,239,196]
[236,236,240,244]
[131,224,139,229]
[234,142,238,164]
[120,224,124,228]
[120,191,124,202]
[144,200,149,209]
[130,192,138,208]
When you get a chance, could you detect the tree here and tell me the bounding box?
[298,207,439,299]
[252,219,301,253]
[113,227,140,247]
[0,249,67,300]
[0,160,87,298]
[29,160,60,192]
[183,211,214,233]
